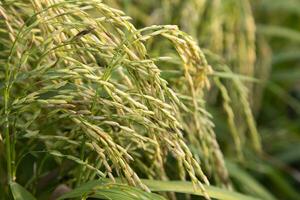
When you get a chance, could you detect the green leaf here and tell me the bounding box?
[257,25,300,43]
[259,0,300,16]
[212,71,260,83]
[9,182,37,200]
[248,162,300,200]
[226,162,277,200]
[58,180,166,200]
[64,179,261,200]
[141,179,261,200]
[272,51,300,64]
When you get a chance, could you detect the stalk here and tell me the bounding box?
[76,136,86,187]
[4,85,12,183]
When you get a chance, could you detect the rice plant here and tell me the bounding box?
[1,0,299,200]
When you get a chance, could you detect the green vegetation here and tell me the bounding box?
[0,0,299,199]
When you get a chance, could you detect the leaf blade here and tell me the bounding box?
[9,182,37,200]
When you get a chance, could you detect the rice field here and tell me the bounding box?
[0,0,299,199]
